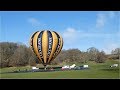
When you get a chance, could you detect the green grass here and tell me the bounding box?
[0,60,119,79]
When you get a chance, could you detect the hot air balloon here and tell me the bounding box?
[29,30,63,70]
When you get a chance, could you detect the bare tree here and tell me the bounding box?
[0,42,18,67]
[111,48,120,60]
[87,47,99,61]
[95,51,106,63]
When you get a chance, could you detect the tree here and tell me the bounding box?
[0,42,109,68]
[111,48,120,55]
[9,45,28,66]
[79,52,89,63]
[0,42,18,67]
[28,52,39,66]
[65,49,81,63]
[95,51,106,63]
[52,49,82,64]
[53,50,67,64]
[111,48,120,60]
[87,47,99,61]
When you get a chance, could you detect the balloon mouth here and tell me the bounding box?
[43,64,47,70]
[43,64,47,66]
[43,62,50,66]
[43,62,51,70]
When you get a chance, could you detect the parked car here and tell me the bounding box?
[69,64,76,69]
[61,65,70,70]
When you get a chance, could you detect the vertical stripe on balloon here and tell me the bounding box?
[47,30,53,63]
[48,31,58,63]
[42,30,48,64]
[32,31,43,63]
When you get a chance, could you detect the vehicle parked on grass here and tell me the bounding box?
[32,67,39,72]
[110,64,118,67]
[69,64,76,69]
[61,65,70,70]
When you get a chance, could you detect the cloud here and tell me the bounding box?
[62,28,82,49]
[62,27,120,51]
[96,11,117,29]
[28,18,40,26]
[62,27,114,39]
[96,13,106,28]
[103,43,119,54]
[62,28,93,49]
[28,18,46,27]
[63,28,79,40]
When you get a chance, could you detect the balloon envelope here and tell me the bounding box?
[30,30,63,66]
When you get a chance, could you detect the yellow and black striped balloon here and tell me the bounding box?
[30,30,63,67]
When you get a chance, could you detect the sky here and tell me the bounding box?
[0,11,120,54]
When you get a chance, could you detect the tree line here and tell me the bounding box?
[0,42,120,68]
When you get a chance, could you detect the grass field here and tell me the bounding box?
[0,60,119,79]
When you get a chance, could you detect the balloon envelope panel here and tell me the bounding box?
[30,30,63,66]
